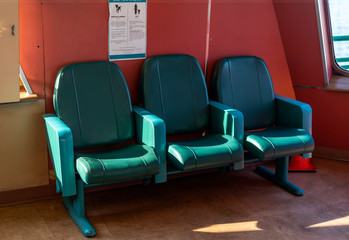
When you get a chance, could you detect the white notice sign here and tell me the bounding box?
[108,0,147,60]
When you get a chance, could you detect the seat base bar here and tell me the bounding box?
[62,179,96,237]
[256,157,304,196]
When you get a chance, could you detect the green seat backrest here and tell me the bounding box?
[54,61,134,149]
[212,56,276,130]
[140,55,209,135]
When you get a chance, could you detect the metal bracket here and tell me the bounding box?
[19,65,33,94]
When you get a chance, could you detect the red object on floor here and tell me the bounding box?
[288,155,317,172]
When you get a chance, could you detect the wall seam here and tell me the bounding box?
[271,0,296,99]
[204,0,212,79]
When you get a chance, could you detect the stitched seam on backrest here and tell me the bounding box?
[188,59,198,128]
[70,66,83,146]
[156,59,166,123]
[107,63,120,141]
[228,60,236,108]
[256,60,264,126]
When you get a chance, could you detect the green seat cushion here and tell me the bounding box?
[245,127,314,160]
[75,144,160,184]
[167,134,243,171]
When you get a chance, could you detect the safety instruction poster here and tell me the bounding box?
[108,0,147,60]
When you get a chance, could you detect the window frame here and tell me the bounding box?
[324,0,349,77]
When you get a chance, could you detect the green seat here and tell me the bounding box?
[168,134,242,171]
[245,127,314,160]
[75,145,160,184]
[140,54,244,174]
[43,61,165,237]
[212,56,314,196]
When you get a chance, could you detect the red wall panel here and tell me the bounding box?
[18,0,349,159]
[42,1,109,112]
[147,1,208,66]
[21,0,295,112]
[274,0,349,151]
[207,0,295,99]
[19,0,45,98]
[273,0,325,88]
[295,87,349,150]
[40,0,208,112]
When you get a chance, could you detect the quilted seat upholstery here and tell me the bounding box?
[168,134,242,171]
[75,144,160,184]
[245,127,314,160]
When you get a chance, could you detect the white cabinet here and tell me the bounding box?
[0,0,19,103]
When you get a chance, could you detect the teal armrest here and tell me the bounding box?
[209,101,244,146]
[275,95,312,134]
[133,106,167,183]
[43,114,76,197]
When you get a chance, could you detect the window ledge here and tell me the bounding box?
[20,88,37,101]
[326,75,349,92]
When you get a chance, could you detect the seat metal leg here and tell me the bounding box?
[63,179,96,237]
[256,156,304,196]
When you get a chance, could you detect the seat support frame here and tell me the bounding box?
[255,156,304,196]
[62,179,96,237]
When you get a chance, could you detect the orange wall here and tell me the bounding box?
[273,0,325,88]
[273,0,349,151]
[21,0,209,113]
[295,88,349,150]
[20,0,294,113]
[19,0,45,98]
[207,0,295,99]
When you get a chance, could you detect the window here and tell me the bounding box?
[326,0,349,75]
